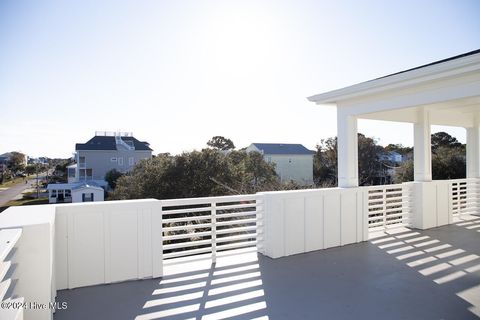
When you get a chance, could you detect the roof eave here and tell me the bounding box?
[308,51,480,105]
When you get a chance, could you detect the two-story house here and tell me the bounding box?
[69,131,153,184]
[48,131,152,203]
[246,143,315,185]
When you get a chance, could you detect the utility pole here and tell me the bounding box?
[36,164,39,199]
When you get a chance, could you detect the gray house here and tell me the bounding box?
[246,143,315,185]
[69,131,153,185]
[49,131,152,203]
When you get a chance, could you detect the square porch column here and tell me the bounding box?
[466,115,480,178]
[414,109,432,182]
[337,112,358,187]
[412,109,437,229]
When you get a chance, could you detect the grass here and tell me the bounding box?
[0,175,35,188]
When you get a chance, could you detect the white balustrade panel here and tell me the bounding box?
[260,188,367,259]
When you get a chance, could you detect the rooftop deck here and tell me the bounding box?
[54,216,480,320]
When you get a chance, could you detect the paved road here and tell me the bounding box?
[0,173,48,208]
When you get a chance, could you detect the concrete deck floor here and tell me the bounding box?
[54,216,480,320]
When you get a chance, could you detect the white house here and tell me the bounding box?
[47,182,104,204]
[379,151,403,164]
[246,143,315,185]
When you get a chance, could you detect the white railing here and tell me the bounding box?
[365,183,413,232]
[115,135,135,150]
[0,228,24,320]
[449,178,480,219]
[161,194,263,262]
[95,131,133,137]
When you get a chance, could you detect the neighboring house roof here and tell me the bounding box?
[75,135,152,151]
[47,181,104,191]
[71,182,103,191]
[250,143,315,155]
[0,153,12,160]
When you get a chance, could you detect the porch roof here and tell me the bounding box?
[308,49,480,127]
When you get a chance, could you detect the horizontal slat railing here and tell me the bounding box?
[449,178,480,219]
[364,183,413,232]
[0,228,24,320]
[161,194,263,262]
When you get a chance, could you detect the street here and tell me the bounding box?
[0,172,48,208]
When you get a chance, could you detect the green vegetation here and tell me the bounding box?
[314,131,466,186]
[206,136,235,151]
[110,148,283,200]
[105,169,124,189]
[109,132,467,199]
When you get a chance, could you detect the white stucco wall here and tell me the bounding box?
[72,187,104,203]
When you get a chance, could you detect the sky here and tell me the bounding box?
[0,0,479,158]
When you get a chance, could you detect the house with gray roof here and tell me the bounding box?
[70,131,152,186]
[246,143,315,185]
[49,131,152,203]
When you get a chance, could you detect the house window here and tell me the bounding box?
[68,168,76,178]
[65,190,71,197]
[51,190,57,198]
[129,157,134,166]
[111,157,117,162]
[86,169,93,179]
[79,156,86,166]
[118,157,124,166]
[82,193,94,202]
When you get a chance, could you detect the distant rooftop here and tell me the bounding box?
[95,131,133,137]
[75,132,152,151]
[250,143,315,155]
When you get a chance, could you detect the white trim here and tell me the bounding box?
[308,52,480,104]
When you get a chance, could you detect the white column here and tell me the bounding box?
[466,114,480,178]
[337,112,358,187]
[414,109,432,182]
[411,108,436,230]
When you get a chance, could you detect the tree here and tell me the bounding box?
[313,134,384,186]
[394,159,413,183]
[25,165,36,175]
[8,152,26,173]
[105,169,124,189]
[431,132,462,151]
[110,149,281,200]
[207,136,235,151]
[394,132,465,182]
[357,134,384,185]
[384,144,413,155]
[313,137,337,187]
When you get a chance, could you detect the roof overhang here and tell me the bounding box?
[308,50,480,127]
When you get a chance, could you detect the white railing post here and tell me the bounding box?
[382,188,387,229]
[152,201,163,278]
[211,201,217,263]
[255,195,264,254]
